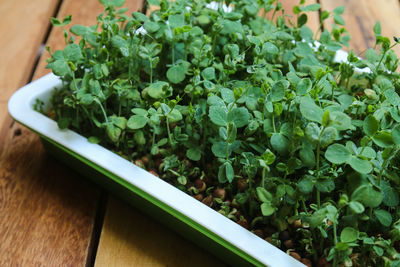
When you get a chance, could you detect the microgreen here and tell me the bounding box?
[44,0,400,265]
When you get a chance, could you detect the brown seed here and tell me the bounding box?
[237,219,248,229]
[318,257,331,267]
[213,188,226,200]
[292,219,302,229]
[134,159,145,169]
[148,169,159,177]
[264,237,272,243]
[263,226,276,237]
[184,159,192,168]
[279,230,290,241]
[202,195,213,206]
[253,229,264,238]
[289,251,301,261]
[154,158,162,169]
[193,194,203,201]
[237,178,249,191]
[301,258,312,267]
[194,178,206,192]
[284,239,294,249]
[141,155,149,166]
[170,122,177,130]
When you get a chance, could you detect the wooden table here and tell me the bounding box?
[1,0,400,266]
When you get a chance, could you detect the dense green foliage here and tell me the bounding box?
[44,0,400,265]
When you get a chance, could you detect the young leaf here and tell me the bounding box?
[209,106,227,126]
[325,144,351,164]
[363,115,379,136]
[348,156,372,174]
[167,64,186,84]
[349,201,365,214]
[300,96,323,123]
[127,115,148,130]
[340,227,359,243]
[374,209,392,227]
[296,78,312,96]
[261,202,275,216]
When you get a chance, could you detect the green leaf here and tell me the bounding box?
[298,176,314,194]
[296,78,312,95]
[261,202,275,216]
[382,182,399,207]
[374,21,381,36]
[305,122,321,144]
[51,59,70,76]
[349,201,365,214]
[134,131,146,145]
[220,88,235,103]
[143,21,160,33]
[167,64,186,84]
[64,44,83,62]
[212,141,227,158]
[168,109,182,123]
[132,108,148,116]
[384,89,400,106]
[270,80,288,102]
[127,115,148,130]
[392,124,400,145]
[256,187,273,203]
[225,162,234,183]
[271,133,289,155]
[334,14,345,25]
[111,35,129,57]
[300,96,323,123]
[333,6,345,15]
[351,184,383,208]
[186,147,201,161]
[348,156,372,174]
[201,67,216,80]
[363,115,379,136]
[320,127,337,147]
[106,123,121,142]
[146,0,160,5]
[209,106,227,126]
[299,145,315,168]
[227,107,249,128]
[315,179,335,193]
[325,143,351,164]
[70,24,87,36]
[99,0,125,7]
[373,131,394,147]
[146,81,171,99]
[169,14,185,28]
[263,42,279,55]
[374,209,392,227]
[340,227,359,243]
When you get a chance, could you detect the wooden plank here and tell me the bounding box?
[0,0,119,265]
[94,196,224,267]
[320,0,400,55]
[0,127,100,266]
[0,0,58,102]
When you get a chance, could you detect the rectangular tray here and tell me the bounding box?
[8,73,305,267]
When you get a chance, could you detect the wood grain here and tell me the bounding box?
[94,196,224,267]
[0,127,100,266]
[320,0,400,56]
[0,0,106,265]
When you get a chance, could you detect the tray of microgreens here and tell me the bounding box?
[13,0,400,266]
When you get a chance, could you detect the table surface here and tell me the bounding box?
[1,0,400,266]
